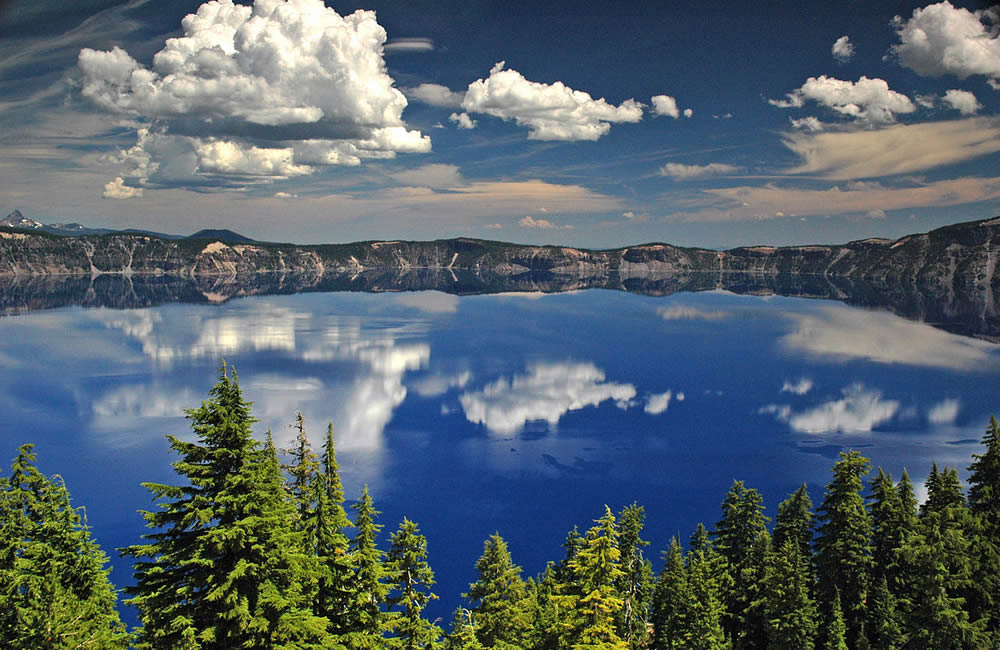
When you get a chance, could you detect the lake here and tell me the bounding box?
[1,281,998,625]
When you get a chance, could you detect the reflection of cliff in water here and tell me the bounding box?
[1,269,997,341]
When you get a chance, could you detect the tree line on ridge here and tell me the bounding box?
[1,365,999,649]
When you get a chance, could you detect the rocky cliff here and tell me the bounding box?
[1,217,997,338]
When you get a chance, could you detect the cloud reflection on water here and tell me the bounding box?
[780,305,998,370]
[459,362,637,435]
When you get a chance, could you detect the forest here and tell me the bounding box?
[1,364,998,649]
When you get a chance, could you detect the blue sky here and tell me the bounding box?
[1,0,999,247]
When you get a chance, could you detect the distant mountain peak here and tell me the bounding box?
[1,209,43,229]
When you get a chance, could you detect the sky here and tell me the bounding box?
[1,0,999,248]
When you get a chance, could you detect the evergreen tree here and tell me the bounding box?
[386,518,442,649]
[712,480,769,648]
[967,416,1000,637]
[650,537,688,650]
[614,503,654,649]
[772,483,814,561]
[445,608,484,650]
[122,365,331,649]
[757,537,818,650]
[867,575,901,650]
[311,423,354,635]
[815,451,873,649]
[922,465,965,516]
[283,411,320,520]
[560,507,629,649]
[0,445,129,649]
[684,533,729,650]
[346,485,394,647]
[823,589,848,650]
[464,533,531,649]
[869,468,901,582]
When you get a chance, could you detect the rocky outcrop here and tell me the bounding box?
[1,217,997,338]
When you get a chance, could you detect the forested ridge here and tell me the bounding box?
[2,366,999,649]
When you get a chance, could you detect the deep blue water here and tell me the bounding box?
[1,288,998,627]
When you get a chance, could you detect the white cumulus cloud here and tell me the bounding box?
[651,95,680,118]
[769,76,915,126]
[406,83,465,107]
[763,383,900,434]
[832,35,855,62]
[461,61,643,141]
[78,0,430,191]
[519,215,571,229]
[459,362,636,434]
[891,1,1000,84]
[449,112,477,129]
[660,162,740,180]
[102,176,143,199]
[942,89,982,114]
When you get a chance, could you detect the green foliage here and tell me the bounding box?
[815,450,873,649]
[712,480,769,647]
[772,483,813,562]
[386,518,442,649]
[122,364,332,649]
[967,416,1000,635]
[867,575,901,650]
[614,503,654,649]
[650,537,688,650]
[346,485,394,647]
[464,533,532,649]
[757,538,818,650]
[445,608,484,650]
[823,589,848,650]
[0,445,129,649]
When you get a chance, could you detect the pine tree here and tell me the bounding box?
[561,507,629,649]
[122,364,331,649]
[445,608,484,650]
[815,451,872,649]
[772,483,814,561]
[0,445,129,649]
[650,537,688,650]
[684,533,729,650]
[464,533,531,649]
[823,589,848,650]
[757,537,818,650]
[346,485,394,647]
[283,411,320,521]
[869,469,901,582]
[967,416,1000,637]
[311,423,354,635]
[386,518,442,649]
[867,575,901,650]
[614,503,654,648]
[922,465,965,516]
[712,480,769,648]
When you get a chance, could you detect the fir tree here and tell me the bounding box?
[560,507,629,650]
[386,518,442,649]
[650,537,688,650]
[346,485,394,647]
[867,575,901,650]
[823,589,848,650]
[122,364,331,649]
[815,450,873,649]
[772,483,814,562]
[614,503,654,649]
[683,533,729,650]
[464,533,531,649]
[445,608,484,650]
[0,445,129,649]
[967,416,1000,637]
[712,480,769,647]
[283,411,320,521]
[757,537,818,650]
[311,423,354,635]
[869,468,901,582]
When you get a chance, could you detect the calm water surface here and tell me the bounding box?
[1,288,998,623]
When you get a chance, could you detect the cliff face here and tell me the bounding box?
[1,217,997,338]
